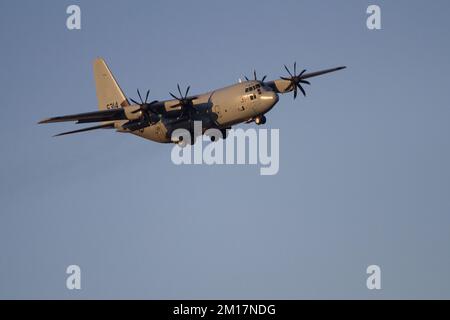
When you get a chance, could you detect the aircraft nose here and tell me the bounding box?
[272,91,279,103]
[261,91,279,104]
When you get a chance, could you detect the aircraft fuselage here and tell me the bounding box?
[131,80,279,143]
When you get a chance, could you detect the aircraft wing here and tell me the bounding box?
[300,66,347,80]
[38,108,127,124]
[268,66,346,94]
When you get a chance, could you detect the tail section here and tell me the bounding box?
[93,58,129,111]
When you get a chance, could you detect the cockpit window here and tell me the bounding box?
[245,84,261,93]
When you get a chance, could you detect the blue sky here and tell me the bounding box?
[1,0,450,298]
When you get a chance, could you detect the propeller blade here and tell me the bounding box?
[299,69,307,77]
[169,92,179,100]
[284,65,293,77]
[297,83,306,97]
[177,84,183,97]
[145,90,150,104]
[130,98,140,105]
[300,80,311,85]
[261,75,267,82]
[293,86,298,99]
[145,101,159,113]
[294,62,297,76]
[185,86,190,98]
[245,76,249,81]
[137,89,143,104]
[253,70,257,81]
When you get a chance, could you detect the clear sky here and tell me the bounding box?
[1,0,450,299]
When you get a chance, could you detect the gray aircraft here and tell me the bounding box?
[39,58,346,144]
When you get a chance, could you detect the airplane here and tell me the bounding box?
[39,58,346,145]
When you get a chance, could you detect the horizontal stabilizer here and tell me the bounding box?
[39,108,126,124]
[53,123,115,137]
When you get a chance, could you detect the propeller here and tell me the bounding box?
[129,89,160,125]
[280,62,311,99]
[169,84,198,119]
[245,70,267,83]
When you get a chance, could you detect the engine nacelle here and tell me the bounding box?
[123,105,143,121]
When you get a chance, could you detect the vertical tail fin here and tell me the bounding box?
[93,58,130,111]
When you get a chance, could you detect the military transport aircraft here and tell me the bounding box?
[39,58,346,144]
